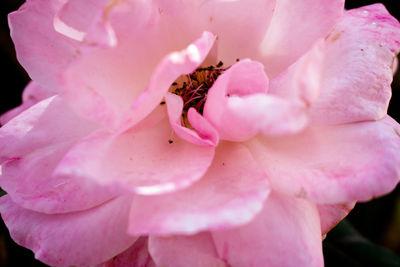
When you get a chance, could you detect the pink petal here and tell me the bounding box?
[0,81,54,125]
[0,195,137,267]
[247,116,400,204]
[54,0,111,43]
[128,143,270,235]
[259,0,344,77]
[165,93,219,146]
[0,96,97,163]
[318,202,355,235]
[212,192,323,267]
[61,1,215,128]
[310,4,400,125]
[100,237,156,267]
[8,0,78,90]
[55,118,215,195]
[119,31,216,131]
[0,141,117,214]
[269,39,325,106]
[0,97,116,213]
[204,60,307,141]
[199,0,276,65]
[149,233,226,267]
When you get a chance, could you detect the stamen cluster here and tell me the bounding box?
[171,61,226,116]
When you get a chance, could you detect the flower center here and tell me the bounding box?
[171,61,227,117]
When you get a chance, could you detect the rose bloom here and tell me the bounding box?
[1,0,400,266]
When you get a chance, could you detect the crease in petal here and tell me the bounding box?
[128,142,270,236]
[0,195,137,267]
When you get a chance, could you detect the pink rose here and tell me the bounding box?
[1,1,400,266]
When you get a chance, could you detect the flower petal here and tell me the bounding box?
[310,4,400,125]
[0,96,116,213]
[0,141,116,214]
[0,195,137,267]
[212,192,324,267]
[204,60,307,141]
[318,202,355,235]
[0,96,97,162]
[55,118,215,195]
[61,2,216,128]
[0,81,54,125]
[259,0,344,77]
[247,116,400,204]
[199,0,276,65]
[8,0,78,90]
[128,143,270,235]
[269,39,325,106]
[149,233,226,267]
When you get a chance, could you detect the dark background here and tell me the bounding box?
[0,1,399,266]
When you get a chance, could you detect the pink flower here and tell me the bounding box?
[1,1,400,266]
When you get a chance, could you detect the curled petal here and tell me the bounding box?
[0,195,137,267]
[310,4,400,125]
[247,116,400,204]
[128,143,270,235]
[165,93,219,146]
[204,60,307,141]
[212,192,323,267]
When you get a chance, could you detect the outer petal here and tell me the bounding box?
[0,195,137,267]
[0,81,54,125]
[318,202,355,235]
[204,60,307,141]
[149,233,226,267]
[212,192,324,267]
[259,0,344,77]
[100,237,156,267]
[0,96,116,214]
[55,118,215,195]
[247,116,400,204]
[128,143,270,235]
[8,0,78,90]
[310,4,400,125]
